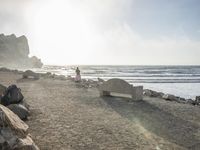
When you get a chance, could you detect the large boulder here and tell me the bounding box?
[1,85,24,106]
[23,70,39,80]
[0,105,28,138]
[0,105,39,149]
[7,104,30,120]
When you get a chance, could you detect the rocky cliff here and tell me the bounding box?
[0,34,43,68]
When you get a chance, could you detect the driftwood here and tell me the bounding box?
[99,78,143,100]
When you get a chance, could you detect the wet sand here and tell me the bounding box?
[0,71,200,150]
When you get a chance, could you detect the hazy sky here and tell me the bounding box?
[0,0,200,65]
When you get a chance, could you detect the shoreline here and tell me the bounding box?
[0,67,199,104]
[0,67,200,149]
[1,66,200,99]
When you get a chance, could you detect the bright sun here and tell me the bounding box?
[32,0,94,65]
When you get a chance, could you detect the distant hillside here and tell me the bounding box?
[0,34,43,68]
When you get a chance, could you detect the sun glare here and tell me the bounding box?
[32,0,94,65]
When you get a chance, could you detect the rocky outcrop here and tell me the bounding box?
[29,56,43,68]
[0,83,38,149]
[0,34,43,68]
[143,89,200,105]
[0,105,39,149]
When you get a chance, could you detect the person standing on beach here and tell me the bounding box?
[75,67,81,82]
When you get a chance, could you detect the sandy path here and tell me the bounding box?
[1,72,200,149]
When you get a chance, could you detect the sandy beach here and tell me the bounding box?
[0,70,200,150]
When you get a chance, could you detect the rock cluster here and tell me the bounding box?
[0,83,39,149]
[143,89,200,105]
[40,72,103,88]
[0,34,43,68]
[0,68,23,74]
[0,84,30,121]
[0,105,39,149]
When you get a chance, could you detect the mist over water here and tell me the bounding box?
[33,65,200,99]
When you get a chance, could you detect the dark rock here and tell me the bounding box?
[195,96,200,105]
[0,84,6,96]
[143,89,164,98]
[186,99,196,105]
[1,127,18,148]
[175,97,187,104]
[0,135,6,146]
[143,89,151,96]
[7,104,30,120]
[97,78,105,83]
[162,94,179,101]
[1,85,24,106]
[0,135,10,150]
[51,74,56,78]
[0,67,11,72]
[23,70,39,79]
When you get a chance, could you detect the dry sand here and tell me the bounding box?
[0,71,200,150]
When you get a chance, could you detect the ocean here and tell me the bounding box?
[33,65,200,99]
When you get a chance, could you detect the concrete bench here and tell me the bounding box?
[22,70,39,79]
[99,78,143,100]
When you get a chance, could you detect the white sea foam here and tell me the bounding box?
[33,65,200,99]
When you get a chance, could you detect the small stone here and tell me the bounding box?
[97,78,104,83]
[143,89,164,98]
[162,94,178,101]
